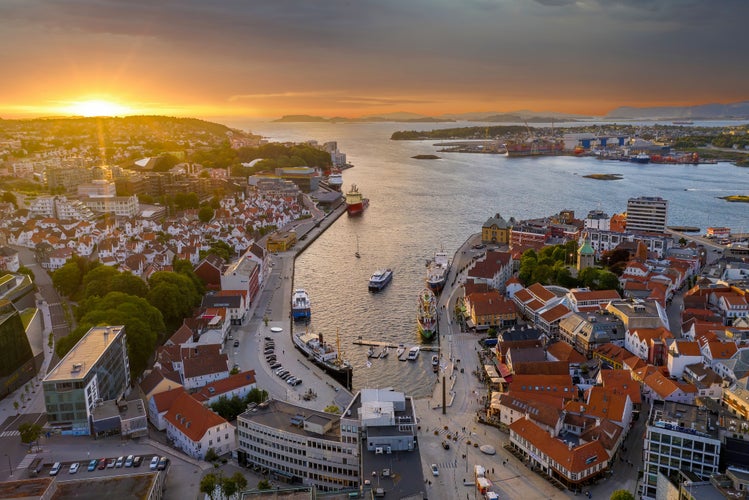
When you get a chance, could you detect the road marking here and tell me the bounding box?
[0,430,20,437]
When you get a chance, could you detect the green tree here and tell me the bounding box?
[198,206,214,223]
[610,490,635,500]
[229,366,240,375]
[257,479,271,490]
[201,240,234,262]
[81,265,120,299]
[232,472,248,493]
[221,475,239,498]
[18,422,43,450]
[324,405,341,414]
[204,448,219,462]
[200,473,218,500]
[147,271,201,330]
[52,261,82,297]
[61,292,165,377]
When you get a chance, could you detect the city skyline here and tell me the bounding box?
[1,0,748,119]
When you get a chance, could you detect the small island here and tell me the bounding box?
[583,173,623,181]
[720,195,749,203]
[412,154,441,160]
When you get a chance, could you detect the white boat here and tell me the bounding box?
[407,346,420,361]
[368,268,393,292]
[291,289,311,320]
[396,344,406,358]
[380,346,389,358]
[426,248,451,294]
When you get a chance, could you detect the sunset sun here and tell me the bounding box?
[66,99,133,117]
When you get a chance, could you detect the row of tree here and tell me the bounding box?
[199,471,249,499]
[210,389,269,422]
[52,257,205,377]
[517,243,621,291]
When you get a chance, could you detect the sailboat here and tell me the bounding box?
[355,235,361,258]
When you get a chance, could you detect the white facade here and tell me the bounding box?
[166,417,236,460]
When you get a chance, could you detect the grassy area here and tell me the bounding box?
[19,307,37,329]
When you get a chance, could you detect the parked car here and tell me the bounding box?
[233,340,240,347]
[264,336,273,341]
[430,464,439,476]
[149,456,159,470]
[69,463,80,474]
[125,455,134,467]
[115,456,124,468]
[291,379,302,386]
[106,458,116,468]
[87,459,98,471]
[49,462,62,476]
[97,458,107,470]
[157,457,169,471]
[270,362,282,369]
[133,456,143,468]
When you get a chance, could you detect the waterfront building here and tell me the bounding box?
[642,401,721,499]
[220,250,261,305]
[274,166,320,193]
[237,398,360,491]
[481,213,510,245]
[43,325,131,435]
[585,227,673,258]
[626,196,668,233]
[266,231,297,253]
[466,250,513,293]
[464,290,518,330]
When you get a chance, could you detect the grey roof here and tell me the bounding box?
[483,213,509,229]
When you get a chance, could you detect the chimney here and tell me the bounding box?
[568,441,573,450]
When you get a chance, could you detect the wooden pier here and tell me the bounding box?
[352,338,440,352]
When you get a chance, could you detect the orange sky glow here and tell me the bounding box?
[1,1,746,121]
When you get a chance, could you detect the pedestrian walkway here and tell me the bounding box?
[0,430,20,438]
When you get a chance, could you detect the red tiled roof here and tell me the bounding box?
[513,289,533,303]
[527,283,556,303]
[546,342,586,364]
[643,371,679,399]
[152,386,189,412]
[600,369,642,405]
[540,303,572,323]
[707,341,738,360]
[509,418,609,476]
[164,391,229,442]
[193,371,257,402]
[570,289,621,302]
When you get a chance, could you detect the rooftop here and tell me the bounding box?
[648,401,720,440]
[44,326,125,382]
[239,398,342,440]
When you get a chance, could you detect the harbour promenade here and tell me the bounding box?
[231,197,355,413]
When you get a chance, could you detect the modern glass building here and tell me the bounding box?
[43,325,130,435]
[626,196,668,233]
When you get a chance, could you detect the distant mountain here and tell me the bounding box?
[440,110,589,121]
[273,114,454,123]
[605,101,749,120]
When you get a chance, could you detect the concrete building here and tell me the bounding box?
[626,196,668,233]
[42,325,131,435]
[164,390,235,460]
[642,401,721,499]
[237,399,360,491]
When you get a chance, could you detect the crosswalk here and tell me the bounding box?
[0,430,20,438]
[432,460,459,469]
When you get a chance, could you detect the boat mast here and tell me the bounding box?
[336,328,342,364]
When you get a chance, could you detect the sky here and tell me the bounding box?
[1,0,747,119]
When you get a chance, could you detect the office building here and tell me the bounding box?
[642,401,721,499]
[626,196,668,233]
[43,326,131,435]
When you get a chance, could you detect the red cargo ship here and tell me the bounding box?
[345,184,369,216]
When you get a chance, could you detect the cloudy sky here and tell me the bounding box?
[1,0,746,119]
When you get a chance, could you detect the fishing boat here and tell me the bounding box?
[417,288,438,341]
[426,248,450,294]
[345,184,369,216]
[396,344,406,358]
[407,346,420,361]
[380,346,389,358]
[368,268,393,292]
[292,329,353,390]
[291,289,311,321]
[432,354,439,372]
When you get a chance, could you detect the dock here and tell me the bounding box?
[352,338,440,352]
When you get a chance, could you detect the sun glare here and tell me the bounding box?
[67,99,133,117]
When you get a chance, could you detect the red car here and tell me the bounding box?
[97,458,107,470]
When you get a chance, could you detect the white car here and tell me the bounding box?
[69,462,80,474]
[430,464,439,476]
[49,462,62,476]
[149,456,159,470]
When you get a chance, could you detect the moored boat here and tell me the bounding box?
[380,346,389,358]
[292,329,353,390]
[417,288,438,341]
[291,289,311,320]
[368,268,393,292]
[426,248,450,294]
[345,184,369,216]
[396,344,406,358]
[328,171,343,191]
[367,346,378,358]
[629,153,651,164]
[432,354,439,372]
[407,346,420,361]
